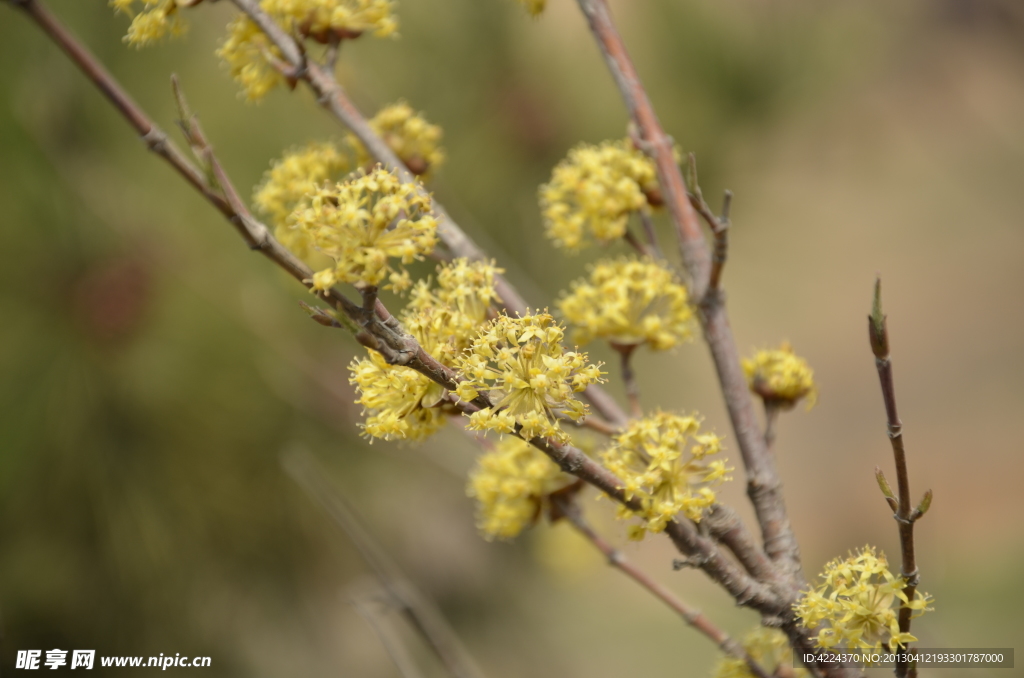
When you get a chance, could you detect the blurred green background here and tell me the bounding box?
[2,0,1023,675]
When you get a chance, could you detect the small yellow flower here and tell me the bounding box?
[558,257,694,350]
[349,102,446,177]
[712,627,809,678]
[253,141,351,260]
[467,437,573,540]
[294,167,437,290]
[795,546,933,655]
[111,0,187,48]
[539,139,658,250]
[742,342,817,409]
[602,412,731,538]
[349,347,448,442]
[217,0,397,101]
[406,259,503,353]
[217,16,286,102]
[453,312,604,442]
[349,260,501,442]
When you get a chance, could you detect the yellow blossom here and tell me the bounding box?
[349,260,501,442]
[349,345,448,442]
[742,342,818,409]
[294,167,437,290]
[712,627,809,678]
[467,437,572,540]
[406,259,503,354]
[349,102,446,176]
[539,138,658,250]
[217,0,397,101]
[602,412,731,538]
[795,546,933,655]
[557,257,694,350]
[453,312,604,442]
[253,141,350,260]
[217,16,286,102]
[111,0,187,47]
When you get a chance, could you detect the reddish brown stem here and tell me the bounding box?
[869,280,925,678]
[552,496,772,678]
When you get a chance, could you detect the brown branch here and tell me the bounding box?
[637,209,664,261]
[611,342,642,419]
[868,279,928,678]
[573,0,803,586]
[284,449,486,678]
[551,495,772,678]
[763,402,780,450]
[11,0,822,652]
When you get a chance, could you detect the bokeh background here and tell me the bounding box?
[2,0,1023,675]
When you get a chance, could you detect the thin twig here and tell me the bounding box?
[550,495,772,678]
[637,209,664,260]
[763,402,780,450]
[868,279,929,678]
[573,0,803,585]
[708,191,731,294]
[623,227,654,260]
[352,595,429,678]
[284,449,486,678]
[611,342,642,419]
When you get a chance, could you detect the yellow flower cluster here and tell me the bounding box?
[350,346,448,442]
[349,259,502,441]
[110,0,187,48]
[253,141,351,259]
[795,546,933,654]
[742,342,818,409]
[539,139,658,250]
[217,0,397,101]
[350,102,446,176]
[712,627,808,678]
[467,437,571,540]
[453,312,604,442]
[217,16,286,102]
[602,412,730,539]
[515,0,546,17]
[406,259,503,348]
[558,257,694,350]
[293,167,437,291]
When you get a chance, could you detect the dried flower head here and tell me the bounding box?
[539,139,658,250]
[558,257,694,350]
[253,141,351,259]
[602,412,731,539]
[795,546,933,654]
[111,0,187,47]
[453,312,604,442]
[294,167,437,290]
[217,0,397,101]
[712,627,809,678]
[742,342,818,409]
[350,102,445,176]
[349,260,501,442]
[467,437,572,540]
